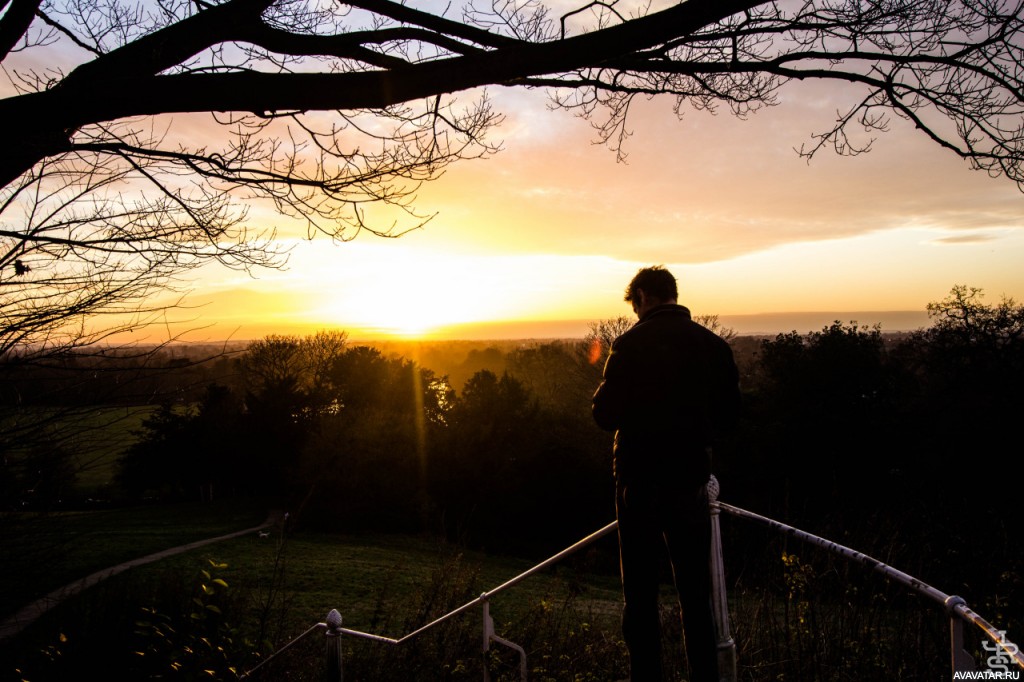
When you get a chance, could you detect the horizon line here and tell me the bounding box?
[142,309,934,344]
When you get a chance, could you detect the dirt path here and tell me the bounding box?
[0,511,280,642]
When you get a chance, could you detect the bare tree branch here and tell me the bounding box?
[0,0,44,59]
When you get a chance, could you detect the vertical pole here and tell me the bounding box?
[945,597,976,675]
[324,609,344,682]
[707,475,737,682]
[481,593,492,682]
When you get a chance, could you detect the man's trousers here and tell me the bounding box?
[616,473,718,682]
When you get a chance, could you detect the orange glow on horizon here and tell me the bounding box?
[151,219,1024,345]
[302,243,543,337]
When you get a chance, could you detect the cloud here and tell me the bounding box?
[417,83,1024,267]
[931,233,1000,245]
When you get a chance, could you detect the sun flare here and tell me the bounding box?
[306,244,522,338]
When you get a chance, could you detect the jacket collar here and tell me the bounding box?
[638,303,692,323]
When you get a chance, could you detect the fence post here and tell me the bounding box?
[708,475,737,682]
[481,593,492,682]
[945,596,976,675]
[325,609,344,682]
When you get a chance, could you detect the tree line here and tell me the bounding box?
[115,289,1020,586]
[113,331,611,555]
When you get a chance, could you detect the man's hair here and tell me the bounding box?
[625,265,678,303]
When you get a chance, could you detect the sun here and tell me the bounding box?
[389,321,432,338]
[366,293,451,338]
[307,244,509,338]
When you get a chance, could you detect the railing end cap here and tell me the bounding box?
[707,474,720,503]
[326,609,343,629]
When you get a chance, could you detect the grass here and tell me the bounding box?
[1,507,628,681]
[0,499,267,617]
[3,404,158,497]
[56,405,156,493]
[104,527,625,644]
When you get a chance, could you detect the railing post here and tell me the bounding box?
[481,593,493,682]
[945,596,976,675]
[324,609,344,682]
[481,591,528,682]
[708,475,737,682]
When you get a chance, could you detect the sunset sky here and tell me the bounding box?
[165,79,1024,341]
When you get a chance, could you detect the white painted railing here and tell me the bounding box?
[241,478,1023,681]
[240,521,620,681]
[715,499,1024,678]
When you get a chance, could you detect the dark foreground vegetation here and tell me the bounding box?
[2,285,1022,680]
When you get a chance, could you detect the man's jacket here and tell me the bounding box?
[592,304,740,483]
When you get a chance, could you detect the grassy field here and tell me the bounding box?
[0,402,630,680]
[3,404,158,498]
[0,499,268,617]
[1,501,628,681]
[65,406,156,493]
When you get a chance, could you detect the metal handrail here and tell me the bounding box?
[338,520,618,646]
[239,622,326,679]
[243,494,1023,680]
[242,520,621,680]
[716,501,1024,674]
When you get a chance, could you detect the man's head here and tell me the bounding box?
[625,266,678,317]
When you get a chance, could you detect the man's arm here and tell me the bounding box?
[592,338,633,432]
[713,341,741,437]
[591,379,618,432]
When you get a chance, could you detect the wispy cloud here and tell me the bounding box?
[931,233,999,245]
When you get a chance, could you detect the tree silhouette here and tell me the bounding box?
[585,316,635,365]
[923,284,1024,354]
[747,321,896,515]
[899,285,1024,443]
[242,330,348,411]
[298,345,452,529]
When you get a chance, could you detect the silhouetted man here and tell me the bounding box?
[592,265,739,682]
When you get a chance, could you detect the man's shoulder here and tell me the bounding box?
[624,305,694,337]
[617,305,732,351]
